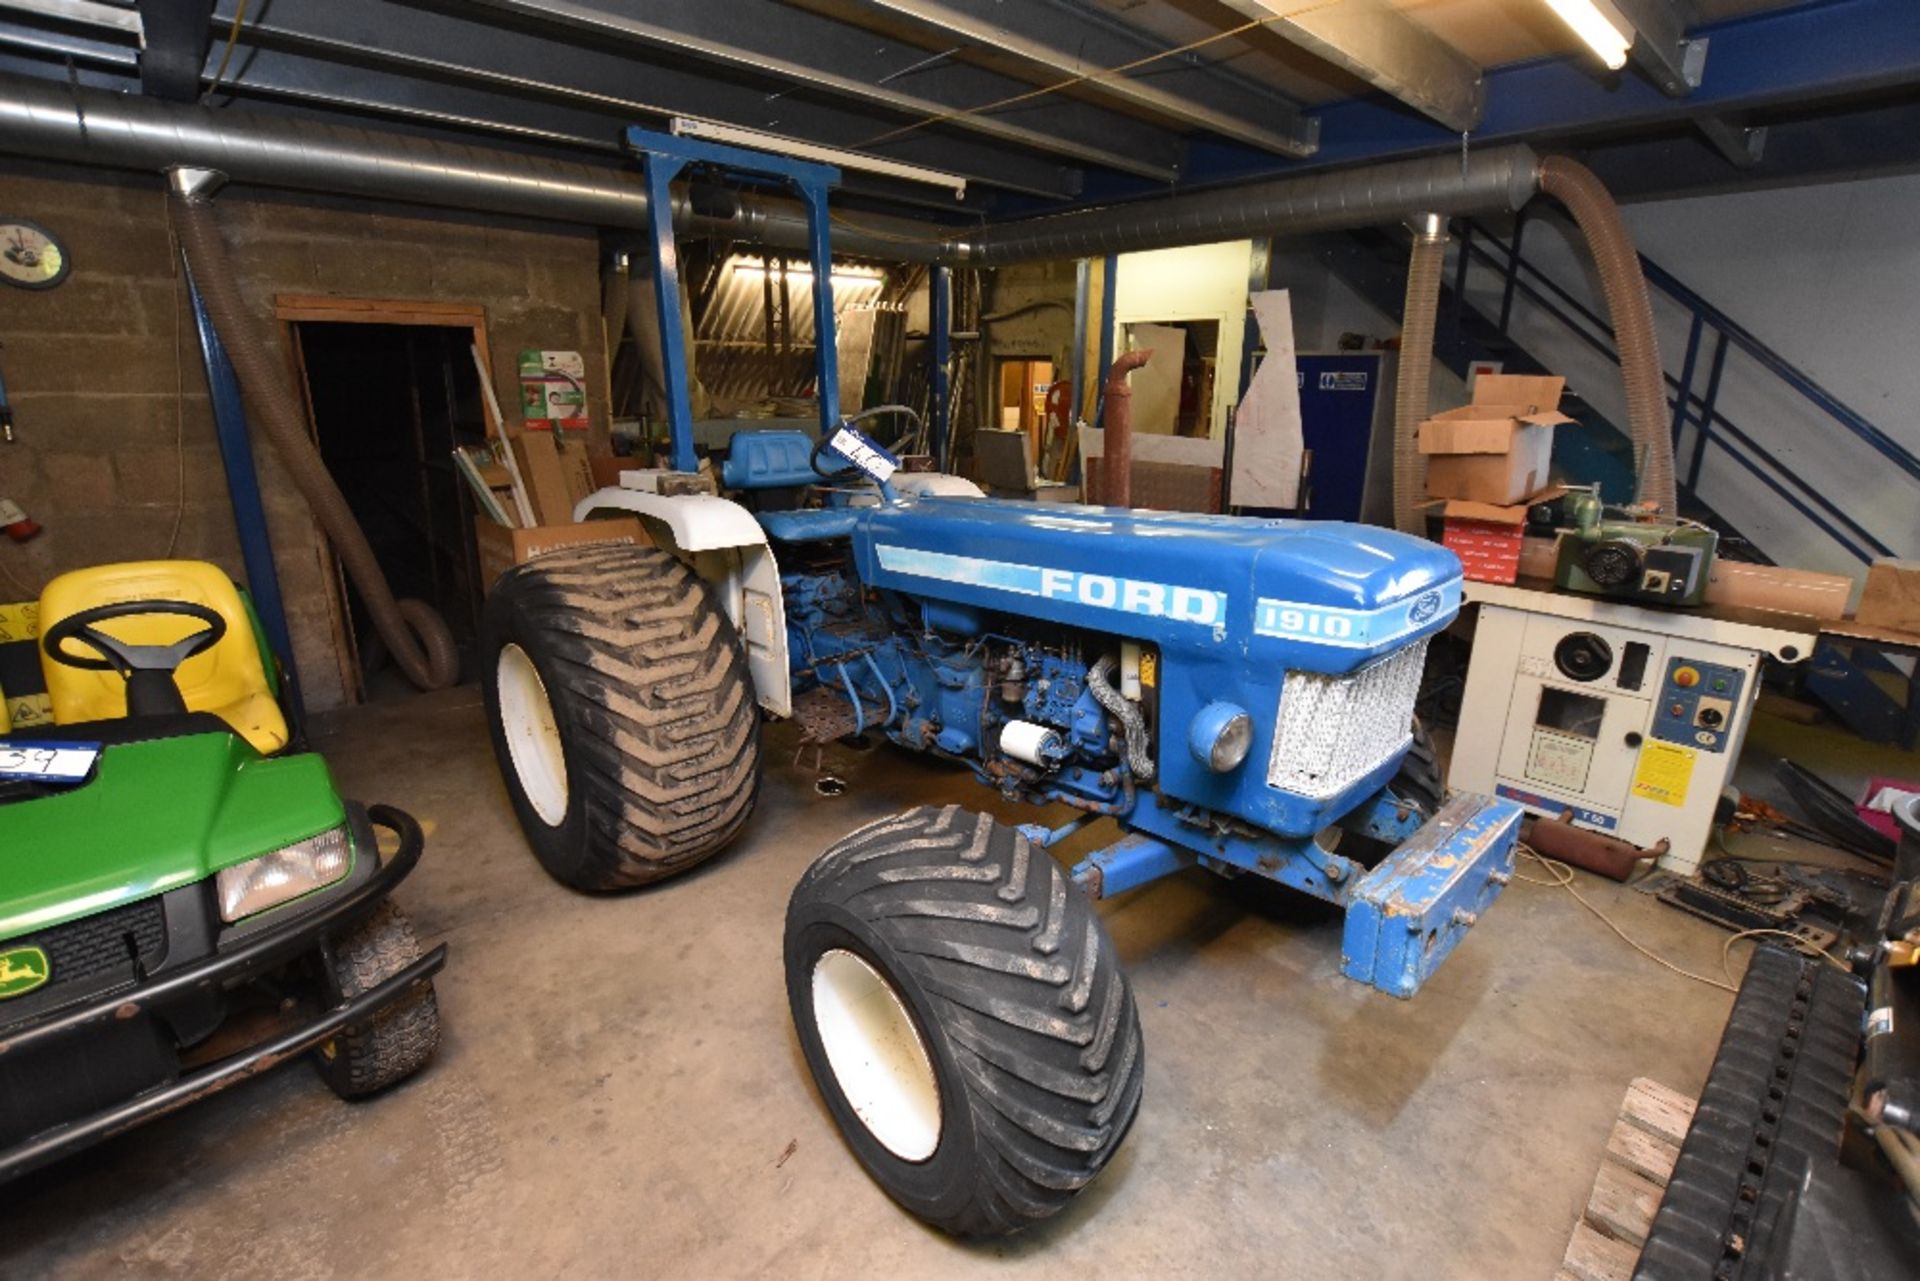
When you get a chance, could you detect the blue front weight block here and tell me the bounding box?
[1340,793,1523,999]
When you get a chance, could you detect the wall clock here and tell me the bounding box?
[0,219,71,290]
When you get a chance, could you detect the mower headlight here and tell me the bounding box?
[216,826,351,922]
[1189,701,1254,773]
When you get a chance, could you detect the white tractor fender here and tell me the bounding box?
[575,486,791,718]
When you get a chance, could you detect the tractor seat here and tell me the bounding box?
[721,430,819,491]
[37,561,289,756]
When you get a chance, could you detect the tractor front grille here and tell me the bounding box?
[9,898,168,995]
[1267,638,1427,800]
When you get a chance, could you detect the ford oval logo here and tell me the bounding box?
[1408,590,1442,624]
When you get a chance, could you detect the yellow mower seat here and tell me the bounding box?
[38,560,289,755]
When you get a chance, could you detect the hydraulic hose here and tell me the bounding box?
[1392,214,1448,534]
[1088,654,1153,783]
[1537,156,1676,513]
[167,186,458,691]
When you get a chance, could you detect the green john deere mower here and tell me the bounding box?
[0,560,444,1181]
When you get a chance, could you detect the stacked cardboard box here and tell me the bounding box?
[1419,375,1571,584]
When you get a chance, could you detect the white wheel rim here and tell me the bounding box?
[497,643,568,827]
[811,949,942,1162]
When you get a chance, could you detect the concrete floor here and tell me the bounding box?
[8,690,1901,1278]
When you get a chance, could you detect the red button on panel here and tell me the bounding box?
[1670,703,1684,716]
[1673,666,1700,688]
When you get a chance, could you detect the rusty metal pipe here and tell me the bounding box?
[1523,812,1669,882]
[1101,349,1152,509]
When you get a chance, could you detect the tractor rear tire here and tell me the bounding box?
[1388,717,1443,816]
[315,901,441,1100]
[482,542,760,891]
[784,805,1144,1237]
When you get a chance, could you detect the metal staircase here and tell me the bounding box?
[1317,217,1920,744]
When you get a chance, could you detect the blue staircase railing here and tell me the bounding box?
[1459,216,1914,566]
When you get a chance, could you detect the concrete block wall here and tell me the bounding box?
[0,158,607,709]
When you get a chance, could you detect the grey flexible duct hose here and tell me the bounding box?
[169,192,459,691]
[1088,654,1154,783]
[1538,157,1677,513]
[1392,217,1448,534]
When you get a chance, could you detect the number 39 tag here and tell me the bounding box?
[0,741,101,782]
[828,426,899,484]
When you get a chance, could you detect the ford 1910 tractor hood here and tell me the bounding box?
[0,732,345,943]
[852,497,1462,672]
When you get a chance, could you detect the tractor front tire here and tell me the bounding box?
[315,901,441,1100]
[482,543,761,891]
[785,805,1145,1237]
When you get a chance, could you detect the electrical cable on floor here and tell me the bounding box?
[1517,844,1857,994]
[1516,845,1738,993]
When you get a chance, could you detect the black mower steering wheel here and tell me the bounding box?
[43,600,227,718]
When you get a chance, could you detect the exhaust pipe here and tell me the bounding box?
[1100,349,1152,509]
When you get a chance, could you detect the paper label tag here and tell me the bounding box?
[828,426,899,484]
[1631,741,1696,807]
[1525,729,1593,793]
[0,741,100,782]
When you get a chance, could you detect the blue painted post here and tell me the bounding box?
[929,265,951,470]
[642,157,698,474]
[1092,254,1117,427]
[797,184,841,440]
[185,274,302,708]
[1070,258,1090,422]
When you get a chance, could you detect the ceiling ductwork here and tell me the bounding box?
[0,72,1539,266]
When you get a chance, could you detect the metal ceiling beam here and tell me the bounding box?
[1212,0,1484,134]
[851,0,1317,156]
[0,0,139,35]
[205,0,1091,199]
[1611,0,1706,98]
[1694,115,1765,169]
[443,0,1179,181]
[211,37,1079,199]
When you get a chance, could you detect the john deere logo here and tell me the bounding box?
[1408,590,1443,624]
[0,945,50,999]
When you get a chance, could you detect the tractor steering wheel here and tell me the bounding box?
[43,600,227,719]
[809,432,860,480]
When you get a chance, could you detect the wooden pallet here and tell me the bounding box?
[1557,1078,1698,1281]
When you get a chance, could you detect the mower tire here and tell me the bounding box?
[315,901,441,1100]
[482,542,761,891]
[785,805,1144,1237]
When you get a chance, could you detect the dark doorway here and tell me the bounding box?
[292,322,487,699]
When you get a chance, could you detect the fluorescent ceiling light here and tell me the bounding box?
[669,117,967,198]
[1542,0,1633,71]
[728,256,884,288]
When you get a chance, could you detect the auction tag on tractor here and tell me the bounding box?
[828,426,899,484]
[0,741,100,782]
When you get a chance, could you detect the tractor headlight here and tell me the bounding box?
[216,826,351,922]
[1188,702,1254,773]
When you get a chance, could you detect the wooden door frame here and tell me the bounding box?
[275,295,492,705]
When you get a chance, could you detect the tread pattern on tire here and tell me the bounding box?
[795,804,1144,1236]
[320,901,440,1099]
[488,542,760,889]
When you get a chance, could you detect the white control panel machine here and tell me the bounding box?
[1449,584,1816,874]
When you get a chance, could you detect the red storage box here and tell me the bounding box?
[1442,517,1524,584]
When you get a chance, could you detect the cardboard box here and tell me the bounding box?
[1419,374,1570,505]
[1856,558,1920,634]
[474,515,648,589]
[1424,497,1534,584]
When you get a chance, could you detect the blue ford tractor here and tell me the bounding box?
[479,127,1522,1238]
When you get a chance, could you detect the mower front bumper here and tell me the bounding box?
[0,805,445,1183]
